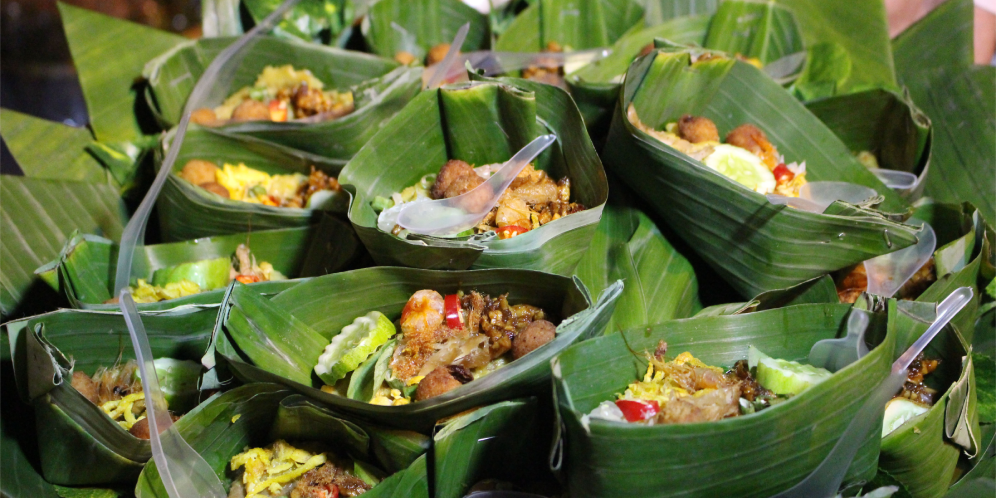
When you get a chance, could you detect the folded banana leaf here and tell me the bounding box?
[3,306,217,486]
[339,79,607,275]
[205,266,621,432]
[135,384,431,498]
[573,204,702,333]
[0,109,111,186]
[144,35,422,160]
[36,214,361,311]
[432,398,560,498]
[242,0,354,46]
[361,0,490,60]
[551,300,916,497]
[601,48,920,297]
[880,299,980,498]
[155,127,353,241]
[494,0,644,52]
[806,88,931,201]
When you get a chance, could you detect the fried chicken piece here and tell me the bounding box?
[415,365,472,401]
[678,115,720,144]
[292,84,355,119]
[427,43,452,66]
[511,319,556,359]
[495,196,531,228]
[179,160,219,186]
[431,159,482,199]
[725,124,780,169]
[71,371,100,405]
[231,99,270,121]
[836,264,868,304]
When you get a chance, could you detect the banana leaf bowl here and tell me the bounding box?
[601,47,922,297]
[144,34,422,160]
[155,127,355,241]
[551,299,921,498]
[34,215,362,312]
[361,0,490,61]
[135,384,432,498]
[204,266,622,432]
[3,306,218,486]
[339,78,608,276]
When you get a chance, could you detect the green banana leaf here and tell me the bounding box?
[573,204,702,334]
[805,88,931,201]
[641,0,719,26]
[601,48,920,297]
[0,110,111,185]
[242,0,354,46]
[201,0,242,37]
[144,35,422,160]
[3,306,217,485]
[340,79,607,275]
[37,214,361,311]
[494,0,644,52]
[361,0,490,60]
[58,2,187,146]
[432,398,560,498]
[0,176,128,319]
[551,300,919,497]
[702,0,803,65]
[880,300,980,498]
[135,385,431,498]
[205,266,621,432]
[155,127,353,241]
[694,274,840,317]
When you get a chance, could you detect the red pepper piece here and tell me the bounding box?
[615,399,660,422]
[773,163,793,183]
[497,225,529,239]
[444,293,463,330]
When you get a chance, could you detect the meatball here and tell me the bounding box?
[415,365,472,401]
[431,159,482,199]
[129,417,151,439]
[190,108,220,126]
[231,99,270,121]
[71,371,100,405]
[198,182,230,198]
[427,43,452,66]
[394,51,418,65]
[678,115,719,143]
[725,124,779,168]
[179,159,218,186]
[511,319,556,359]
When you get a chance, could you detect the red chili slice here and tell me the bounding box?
[497,225,529,239]
[773,163,793,183]
[615,399,660,422]
[444,294,463,330]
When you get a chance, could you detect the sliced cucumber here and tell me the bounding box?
[882,398,930,437]
[751,345,832,395]
[151,257,231,290]
[704,144,777,195]
[315,311,397,385]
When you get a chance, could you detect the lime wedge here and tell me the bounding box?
[751,345,832,395]
[882,398,929,437]
[704,144,777,194]
[315,311,397,385]
[151,257,231,290]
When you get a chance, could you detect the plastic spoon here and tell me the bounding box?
[121,290,226,498]
[864,218,935,298]
[464,47,612,76]
[766,181,879,213]
[871,169,919,191]
[773,287,973,498]
[424,23,470,90]
[397,134,556,236]
[809,308,872,372]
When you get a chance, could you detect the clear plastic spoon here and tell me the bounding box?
[809,308,872,372]
[773,287,973,498]
[871,169,919,191]
[767,181,879,213]
[464,47,612,76]
[121,290,226,498]
[397,134,556,236]
[864,218,936,298]
[424,23,470,90]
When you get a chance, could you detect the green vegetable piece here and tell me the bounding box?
[353,460,383,486]
[750,345,832,395]
[315,311,397,384]
[881,397,929,437]
[150,257,231,290]
[704,145,776,195]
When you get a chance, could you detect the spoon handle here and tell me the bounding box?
[893,287,973,374]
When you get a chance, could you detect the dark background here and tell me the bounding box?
[0,0,203,174]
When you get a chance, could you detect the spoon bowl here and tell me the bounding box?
[397,134,557,237]
[767,181,879,213]
[864,218,935,298]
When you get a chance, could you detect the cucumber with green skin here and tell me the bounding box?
[150,257,231,290]
[316,311,398,385]
[749,345,832,395]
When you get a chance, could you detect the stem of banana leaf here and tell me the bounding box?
[425,22,470,90]
[774,287,974,497]
[112,0,305,294]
